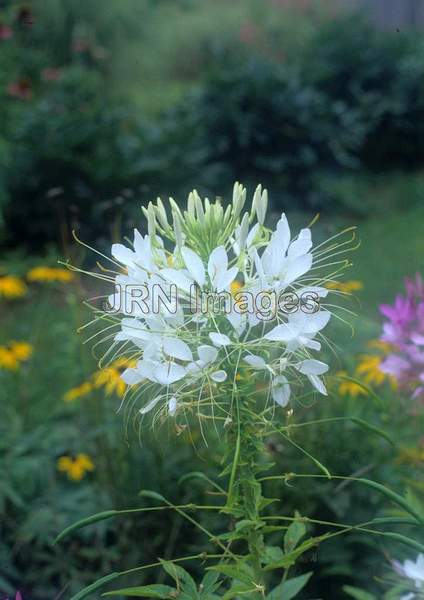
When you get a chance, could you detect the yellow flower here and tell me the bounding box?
[355,354,387,386]
[27,266,74,283]
[396,447,424,466]
[335,370,367,398]
[0,275,27,298]
[93,366,126,397]
[326,280,363,294]
[230,280,244,297]
[0,340,33,370]
[110,357,137,370]
[9,341,33,361]
[63,381,93,402]
[0,346,19,370]
[57,454,95,481]
[367,339,392,354]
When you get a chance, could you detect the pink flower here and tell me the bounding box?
[7,79,32,100]
[239,22,259,45]
[72,38,89,53]
[41,67,62,81]
[379,273,424,401]
[0,24,13,40]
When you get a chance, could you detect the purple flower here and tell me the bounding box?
[379,273,424,402]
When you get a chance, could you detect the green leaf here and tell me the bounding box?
[53,510,118,544]
[160,561,198,598]
[284,515,307,554]
[262,545,284,565]
[70,573,121,600]
[200,571,221,595]
[279,431,331,478]
[356,479,423,523]
[223,582,257,600]
[349,417,394,446]
[377,531,424,553]
[103,584,175,598]
[342,585,377,600]
[264,537,321,571]
[266,572,312,600]
[139,490,167,503]
[208,562,255,586]
[178,471,225,494]
[336,375,383,407]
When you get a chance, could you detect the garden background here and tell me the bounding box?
[0,0,423,598]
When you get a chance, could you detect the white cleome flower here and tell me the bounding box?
[393,554,424,589]
[98,183,353,419]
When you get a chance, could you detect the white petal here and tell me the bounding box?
[246,223,259,248]
[243,354,267,369]
[296,359,329,376]
[275,213,291,252]
[209,332,231,347]
[208,246,228,286]
[264,323,295,342]
[198,345,218,364]
[181,247,205,287]
[140,395,162,414]
[121,368,143,385]
[303,338,322,351]
[308,374,327,395]
[112,243,136,267]
[215,266,238,292]
[163,337,193,361]
[272,375,291,407]
[211,370,227,382]
[154,362,187,385]
[160,268,193,294]
[302,310,331,334]
[168,396,178,416]
[288,228,312,258]
[297,285,329,299]
[227,310,246,337]
[283,253,313,285]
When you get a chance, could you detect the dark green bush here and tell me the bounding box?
[4,65,146,247]
[149,15,424,213]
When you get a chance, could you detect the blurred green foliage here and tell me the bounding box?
[1,1,424,247]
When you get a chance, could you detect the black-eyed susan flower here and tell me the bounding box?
[27,266,74,283]
[57,454,94,481]
[63,381,93,402]
[0,341,33,370]
[335,370,367,398]
[0,275,27,298]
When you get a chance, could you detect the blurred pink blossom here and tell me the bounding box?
[41,67,62,81]
[239,22,259,44]
[7,79,32,100]
[379,273,424,401]
[0,24,13,40]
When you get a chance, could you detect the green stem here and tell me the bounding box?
[225,394,267,596]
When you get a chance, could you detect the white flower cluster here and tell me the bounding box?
[393,554,424,600]
[104,183,346,420]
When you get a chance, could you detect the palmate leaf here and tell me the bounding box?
[103,584,176,598]
[266,572,313,600]
[208,561,255,587]
[263,536,321,571]
[284,514,307,554]
[160,560,198,599]
[199,571,222,597]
